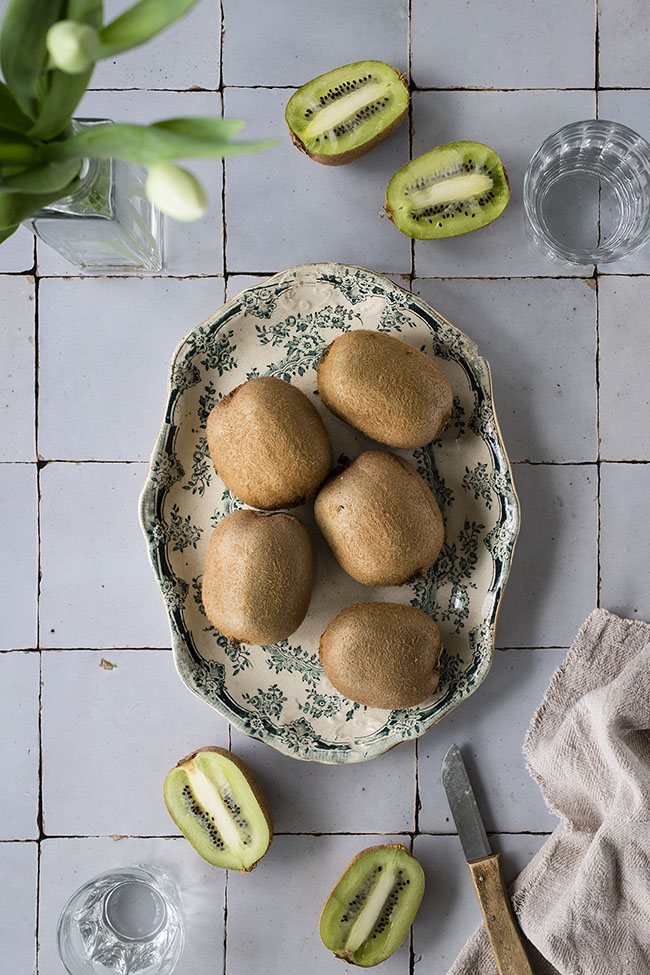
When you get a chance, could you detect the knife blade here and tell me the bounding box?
[441,742,492,862]
[441,744,534,975]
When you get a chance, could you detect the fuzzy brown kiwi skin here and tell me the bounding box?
[207,376,332,510]
[171,746,274,873]
[319,842,415,961]
[320,602,442,709]
[385,163,511,235]
[315,452,444,588]
[202,509,313,645]
[317,331,453,449]
[288,71,409,166]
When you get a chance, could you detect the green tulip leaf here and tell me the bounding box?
[0,159,81,194]
[43,121,279,164]
[0,223,19,243]
[65,0,103,26]
[99,0,199,58]
[152,118,247,140]
[0,0,66,117]
[0,182,79,228]
[28,69,93,141]
[0,82,33,133]
[0,130,41,165]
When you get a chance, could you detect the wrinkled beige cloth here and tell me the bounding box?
[449,609,650,975]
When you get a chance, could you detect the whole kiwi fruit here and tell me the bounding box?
[164,746,273,871]
[206,376,331,509]
[317,330,453,448]
[320,602,442,709]
[314,451,444,587]
[202,508,313,645]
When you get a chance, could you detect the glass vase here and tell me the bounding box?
[25,119,163,272]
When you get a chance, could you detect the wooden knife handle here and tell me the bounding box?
[467,853,533,975]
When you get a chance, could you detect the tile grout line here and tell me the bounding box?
[83,84,650,94]
[405,18,419,975]
[21,830,554,840]
[407,0,415,292]
[219,0,228,291]
[595,12,602,609]
[407,2,419,966]
[34,239,44,975]
[9,457,650,471]
[15,271,650,282]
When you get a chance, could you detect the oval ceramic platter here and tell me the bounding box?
[140,263,520,763]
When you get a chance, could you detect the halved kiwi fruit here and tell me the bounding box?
[286,60,409,166]
[320,843,425,967]
[385,140,510,238]
[164,747,273,871]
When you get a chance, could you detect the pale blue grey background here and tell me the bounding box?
[1,0,649,972]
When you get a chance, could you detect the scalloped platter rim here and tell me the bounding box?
[140,263,520,764]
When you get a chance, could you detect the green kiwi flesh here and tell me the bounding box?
[286,61,409,165]
[164,747,273,871]
[385,141,510,239]
[319,844,425,967]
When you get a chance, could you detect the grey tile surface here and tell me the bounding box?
[226,833,411,975]
[412,833,548,974]
[41,649,228,836]
[0,652,40,839]
[418,649,564,833]
[0,842,38,975]
[0,276,35,462]
[222,0,408,87]
[0,464,38,650]
[39,463,170,648]
[224,87,411,274]
[38,277,225,461]
[599,277,650,460]
[600,463,650,622]
[411,0,595,89]
[231,728,415,834]
[496,464,599,647]
[91,0,221,90]
[412,90,596,277]
[598,0,650,87]
[3,2,650,972]
[38,837,226,975]
[35,90,224,277]
[0,226,34,273]
[413,278,598,462]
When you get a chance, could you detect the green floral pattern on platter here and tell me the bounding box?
[140,263,520,764]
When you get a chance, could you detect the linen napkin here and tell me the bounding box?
[448,608,650,975]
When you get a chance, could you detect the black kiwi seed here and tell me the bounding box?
[182,784,226,850]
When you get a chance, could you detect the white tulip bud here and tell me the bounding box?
[46,20,100,74]
[145,163,209,222]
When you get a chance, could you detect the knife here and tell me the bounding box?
[441,744,534,975]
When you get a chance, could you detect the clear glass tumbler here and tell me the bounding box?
[57,865,184,975]
[523,119,650,266]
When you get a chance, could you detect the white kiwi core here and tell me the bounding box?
[303,83,387,139]
[407,172,493,208]
[345,866,398,954]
